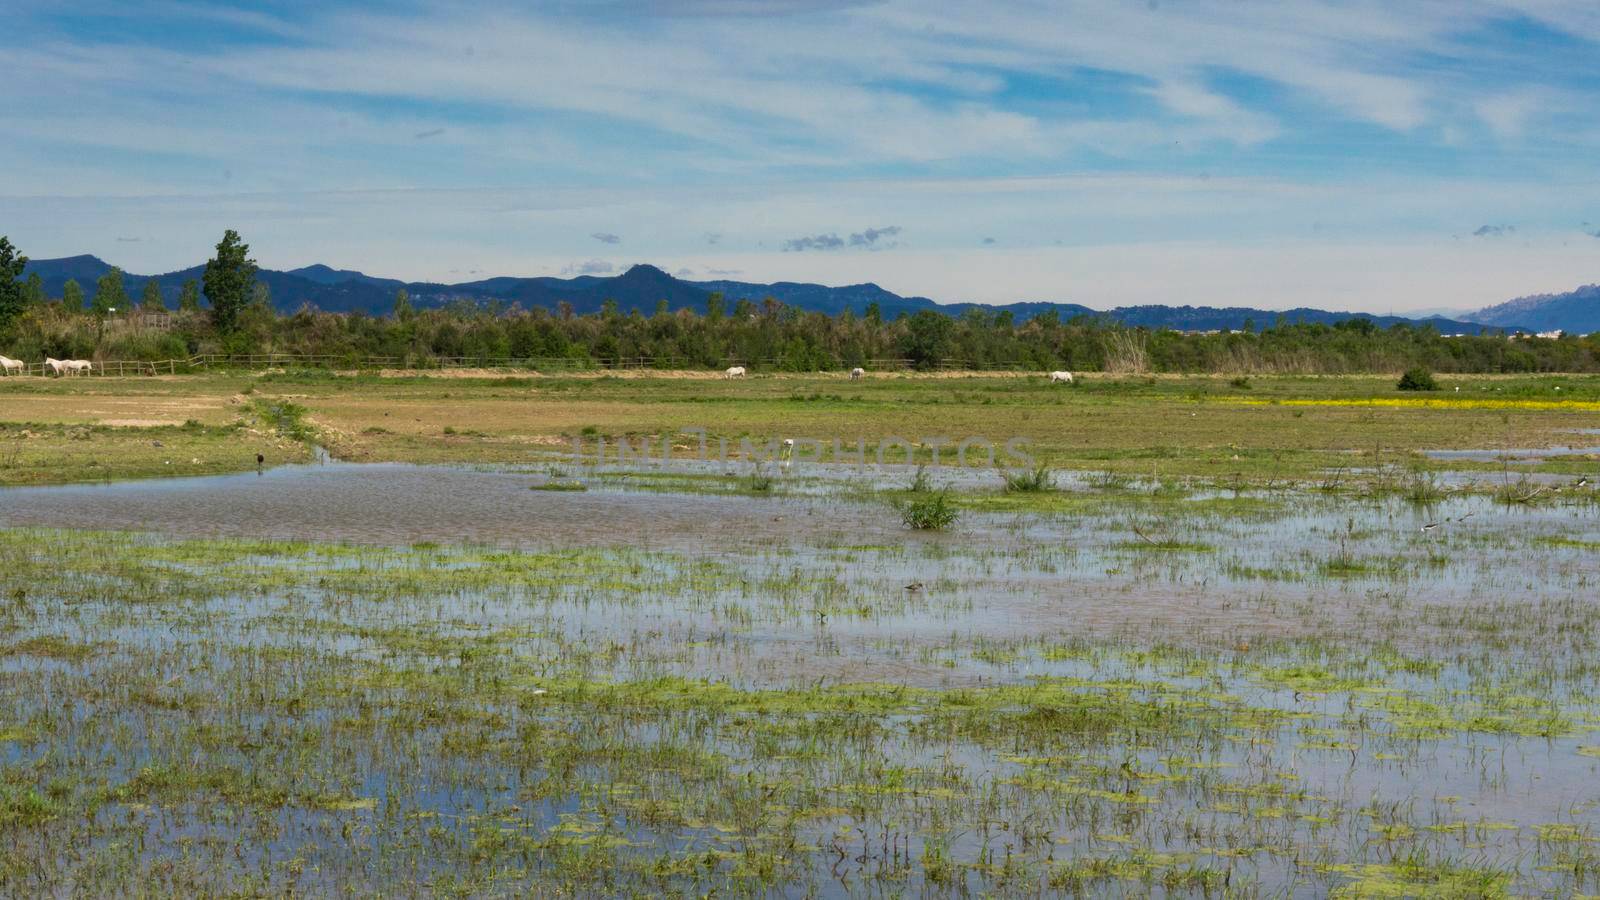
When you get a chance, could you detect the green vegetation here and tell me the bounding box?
[4,229,1600,372]
[1002,463,1054,492]
[1398,366,1439,391]
[0,478,1597,895]
[0,236,27,328]
[202,228,257,337]
[2,370,1599,487]
[901,489,958,529]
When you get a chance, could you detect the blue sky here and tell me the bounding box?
[3,0,1599,312]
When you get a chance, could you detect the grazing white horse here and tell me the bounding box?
[849,367,865,380]
[1049,371,1074,384]
[45,357,67,376]
[724,366,746,379]
[0,355,23,375]
[64,359,94,376]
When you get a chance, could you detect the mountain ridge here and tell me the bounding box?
[17,254,1563,335]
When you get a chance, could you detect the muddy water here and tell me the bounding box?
[5,463,1600,895]
[0,462,897,551]
[5,461,1597,664]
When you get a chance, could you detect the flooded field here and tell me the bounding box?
[3,458,1599,895]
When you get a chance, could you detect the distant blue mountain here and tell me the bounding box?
[1468,284,1600,334]
[20,255,1529,334]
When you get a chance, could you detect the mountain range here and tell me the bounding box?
[20,254,1597,335]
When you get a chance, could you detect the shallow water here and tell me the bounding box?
[4,462,1600,895]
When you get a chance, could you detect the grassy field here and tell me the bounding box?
[2,369,1599,894]
[1,370,1597,486]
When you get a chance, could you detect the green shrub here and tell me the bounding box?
[902,490,958,530]
[1397,367,1438,391]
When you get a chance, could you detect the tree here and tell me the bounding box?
[141,278,166,311]
[901,309,953,370]
[393,288,413,321]
[178,279,201,312]
[92,267,129,317]
[203,229,258,334]
[23,273,45,308]
[706,291,724,322]
[63,279,84,309]
[0,236,28,326]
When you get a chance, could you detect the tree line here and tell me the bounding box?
[2,232,1597,374]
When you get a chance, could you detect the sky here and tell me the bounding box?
[3,0,1599,313]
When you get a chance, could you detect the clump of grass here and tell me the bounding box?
[251,399,316,443]
[902,490,958,530]
[1229,376,1252,389]
[745,463,774,493]
[1088,470,1133,492]
[1397,367,1438,391]
[1495,475,1545,505]
[1403,471,1445,505]
[908,464,933,493]
[529,481,586,492]
[1001,464,1054,493]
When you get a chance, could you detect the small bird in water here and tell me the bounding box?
[1578,478,1590,488]
[1420,522,1439,532]
[256,453,265,466]
[904,581,924,592]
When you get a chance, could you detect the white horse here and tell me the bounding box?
[45,357,67,376]
[724,366,746,379]
[64,359,94,376]
[849,367,865,380]
[0,355,23,375]
[1049,371,1074,384]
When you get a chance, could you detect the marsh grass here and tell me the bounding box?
[745,462,775,492]
[1,374,1599,894]
[0,510,1597,895]
[529,481,586,492]
[901,489,958,529]
[1000,464,1054,493]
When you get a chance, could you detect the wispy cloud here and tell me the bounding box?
[6,1,1600,312]
[782,232,845,252]
[850,225,901,248]
[562,259,615,275]
[785,225,902,251]
[1472,224,1515,238]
